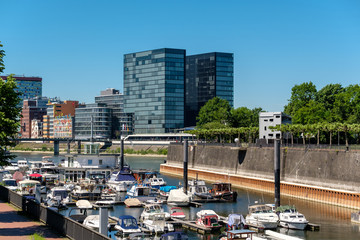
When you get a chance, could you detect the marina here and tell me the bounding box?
[1,152,359,240]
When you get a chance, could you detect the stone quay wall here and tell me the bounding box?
[160,143,360,209]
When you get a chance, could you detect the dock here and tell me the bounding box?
[306,222,320,231]
[170,218,217,234]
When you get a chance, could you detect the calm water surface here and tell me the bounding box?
[13,152,360,240]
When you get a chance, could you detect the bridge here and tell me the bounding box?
[12,138,112,156]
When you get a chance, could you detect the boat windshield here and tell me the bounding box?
[122,218,137,228]
[54,190,68,198]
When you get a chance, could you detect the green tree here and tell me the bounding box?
[197,97,231,128]
[316,84,344,111]
[0,43,22,166]
[230,107,252,128]
[293,100,328,124]
[284,81,317,120]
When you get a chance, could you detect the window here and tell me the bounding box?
[275,115,280,118]
[88,160,92,165]
[264,126,267,130]
[270,119,274,122]
[99,160,103,165]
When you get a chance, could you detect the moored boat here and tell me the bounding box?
[276,205,308,230]
[245,204,279,230]
[210,182,237,202]
[114,215,141,236]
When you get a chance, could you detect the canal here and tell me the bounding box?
[13,152,360,239]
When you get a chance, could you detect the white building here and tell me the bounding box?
[259,112,292,142]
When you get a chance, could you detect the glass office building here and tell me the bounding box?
[95,88,134,138]
[124,48,186,134]
[74,103,112,139]
[185,52,234,126]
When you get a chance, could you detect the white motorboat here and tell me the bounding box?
[276,205,308,230]
[68,200,93,224]
[3,179,18,191]
[46,186,70,208]
[167,188,191,207]
[83,215,100,231]
[188,179,213,201]
[4,163,19,174]
[17,159,29,170]
[18,179,41,195]
[144,176,167,189]
[125,184,157,202]
[107,167,136,192]
[114,215,141,236]
[142,213,174,234]
[245,204,279,230]
[140,204,170,221]
[170,207,186,219]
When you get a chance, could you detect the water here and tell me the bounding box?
[12,152,360,239]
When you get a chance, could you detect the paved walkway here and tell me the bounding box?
[0,200,66,240]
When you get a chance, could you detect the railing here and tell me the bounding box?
[0,186,111,240]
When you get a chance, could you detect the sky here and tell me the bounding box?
[1,0,360,112]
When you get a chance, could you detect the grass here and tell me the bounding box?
[105,147,168,155]
[30,232,45,240]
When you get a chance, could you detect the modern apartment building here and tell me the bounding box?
[259,112,292,142]
[20,97,49,138]
[43,100,79,138]
[1,75,42,107]
[124,48,186,134]
[74,103,112,139]
[185,52,234,126]
[95,88,133,138]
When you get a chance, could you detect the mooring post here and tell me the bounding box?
[120,138,124,169]
[54,140,59,156]
[99,207,108,236]
[67,139,70,154]
[274,139,281,208]
[183,139,188,195]
[77,140,81,154]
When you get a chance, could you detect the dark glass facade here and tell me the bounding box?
[124,48,186,134]
[185,52,234,126]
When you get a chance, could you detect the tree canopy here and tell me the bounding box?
[284,82,360,125]
[0,42,22,165]
[196,97,232,128]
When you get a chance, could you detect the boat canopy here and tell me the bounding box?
[228,214,246,228]
[117,215,138,229]
[115,173,136,182]
[160,186,177,192]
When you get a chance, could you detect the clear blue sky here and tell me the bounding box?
[1,0,360,111]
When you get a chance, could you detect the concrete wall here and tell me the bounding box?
[166,144,360,193]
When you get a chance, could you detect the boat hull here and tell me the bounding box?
[279,221,308,230]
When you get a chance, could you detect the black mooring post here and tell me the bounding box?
[120,139,124,169]
[274,139,281,208]
[183,140,188,195]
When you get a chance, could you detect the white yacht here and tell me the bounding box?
[140,204,170,222]
[46,187,70,208]
[167,188,191,207]
[142,213,174,234]
[245,204,279,230]
[277,205,308,230]
[114,215,141,236]
[107,167,136,192]
[188,179,213,201]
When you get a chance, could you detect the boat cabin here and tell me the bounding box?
[198,214,220,228]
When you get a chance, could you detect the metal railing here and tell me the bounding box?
[0,186,111,240]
